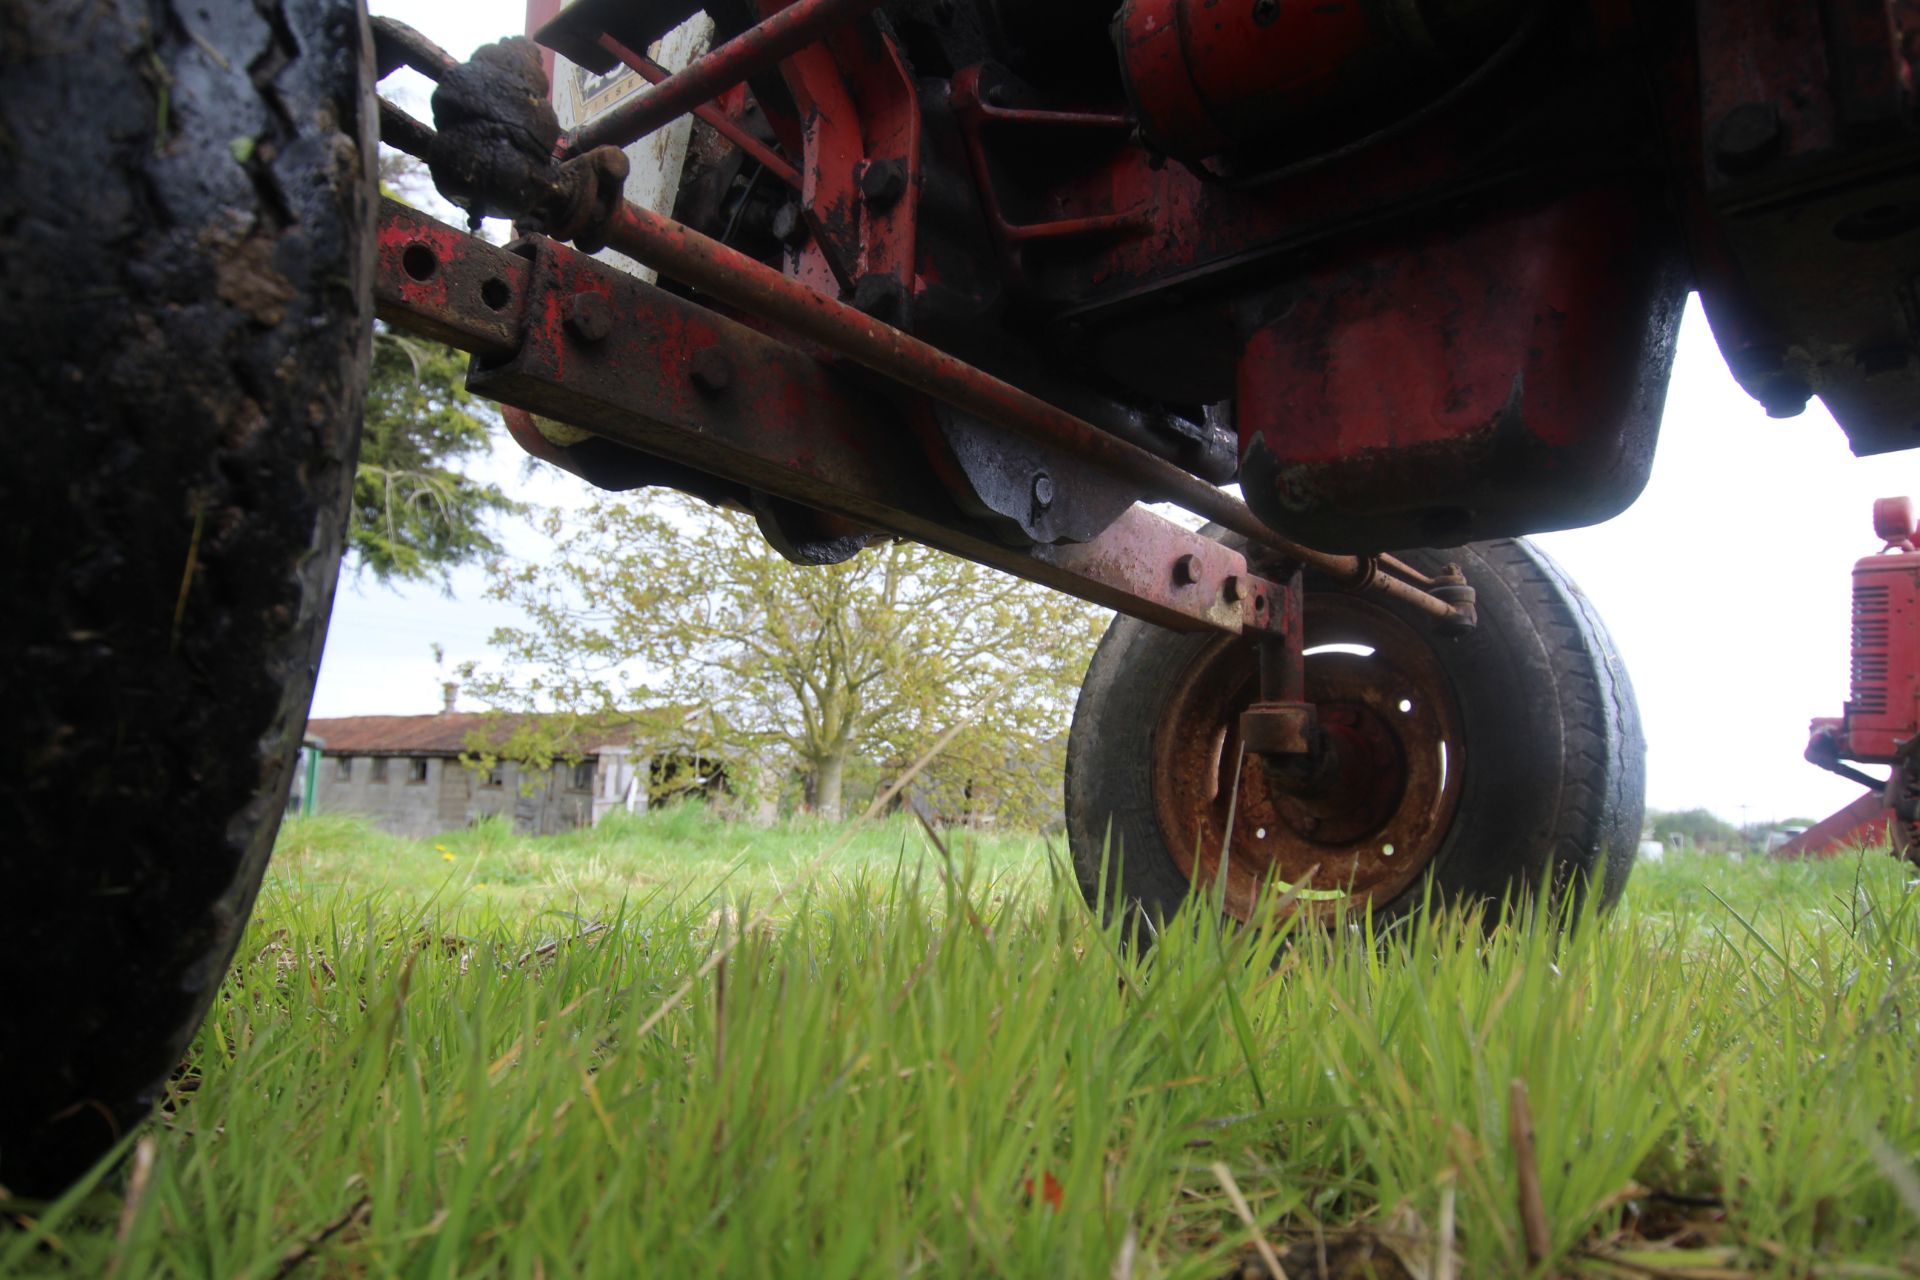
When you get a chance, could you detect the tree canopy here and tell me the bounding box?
[350,328,522,585]
[1647,806,1743,850]
[469,493,1109,822]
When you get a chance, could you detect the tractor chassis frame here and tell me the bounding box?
[375,198,1294,641]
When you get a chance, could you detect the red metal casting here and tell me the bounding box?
[759,5,921,301]
[949,68,1146,256]
[1114,0,1520,162]
[1235,182,1685,550]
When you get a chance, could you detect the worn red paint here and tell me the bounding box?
[1234,182,1684,550]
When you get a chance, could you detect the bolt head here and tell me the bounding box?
[563,291,613,343]
[689,347,733,394]
[850,275,904,323]
[1031,471,1055,509]
[1712,102,1781,174]
[1173,553,1201,586]
[771,202,809,246]
[1222,574,1244,602]
[857,159,907,209]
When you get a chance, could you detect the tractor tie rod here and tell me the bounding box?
[562,0,887,157]
[590,197,1464,626]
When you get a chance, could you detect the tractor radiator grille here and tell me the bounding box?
[1854,581,1891,715]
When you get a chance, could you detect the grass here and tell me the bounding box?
[7,809,1920,1277]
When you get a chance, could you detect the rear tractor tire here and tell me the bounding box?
[1064,538,1644,926]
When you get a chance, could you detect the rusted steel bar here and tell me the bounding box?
[596,35,801,188]
[563,0,888,156]
[594,198,1463,624]
[378,98,439,162]
[371,16,457,80]
[373,199,526,358]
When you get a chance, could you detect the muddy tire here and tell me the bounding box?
[1065,539,1644,926]
[0,0,375,1193]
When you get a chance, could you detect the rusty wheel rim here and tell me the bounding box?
[1150,594,1465,922]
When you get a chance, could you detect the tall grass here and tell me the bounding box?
[6,814,1920,1277]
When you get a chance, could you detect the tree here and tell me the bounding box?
[351,328,522,585]
[470,492,1109,821]
[1648,807,1741,852]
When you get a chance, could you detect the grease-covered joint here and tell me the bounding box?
[531,147,632,251]
[428,37,571,228]
[1428,563,1478,634]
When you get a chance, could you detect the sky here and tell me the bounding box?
[322,0,1920,826]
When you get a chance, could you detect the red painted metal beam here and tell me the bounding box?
[562,0,887,156]
[1775,791,1894,858]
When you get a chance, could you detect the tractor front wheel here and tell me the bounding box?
[1064,538,1644,925]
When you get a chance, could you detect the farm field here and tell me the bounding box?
[7,809,1920,1277]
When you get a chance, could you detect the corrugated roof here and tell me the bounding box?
[304,710,681,758]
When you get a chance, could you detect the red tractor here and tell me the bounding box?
[5,0,1920,1190]
[1781,497,1920,860]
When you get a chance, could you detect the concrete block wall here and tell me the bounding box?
[315,755,599,838]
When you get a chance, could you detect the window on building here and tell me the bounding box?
[408,758,429,784]
[334,756,351,781]
[481,762,505,789]
[369,757,389,784]
[570,760,594,792]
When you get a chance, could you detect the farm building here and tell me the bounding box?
[304,688,731,838]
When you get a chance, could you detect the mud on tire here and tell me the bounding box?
[0,0,375,1193]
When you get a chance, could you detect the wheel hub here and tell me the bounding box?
[1151,595,1464,921]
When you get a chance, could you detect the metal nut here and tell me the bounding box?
[1222,574,1244,603]
[857,158,908,209]
[689,347,733,395]
[562,291,613,344]
[1031,471,1055,510]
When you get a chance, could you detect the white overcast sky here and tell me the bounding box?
[322,0,1920,826]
